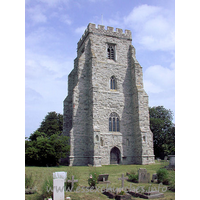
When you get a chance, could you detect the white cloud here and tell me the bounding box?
[144,65,175,94]
[124,4,174,51]
[75,26,87,34]
[124,4,161,24]
[37,0,69,7]
[26,50,73,81]
[144,64,175,118]
[26,87,43,104]
[26,5,47,24]
[60,15,72,25]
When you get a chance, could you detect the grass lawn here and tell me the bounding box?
[25,161,175,200]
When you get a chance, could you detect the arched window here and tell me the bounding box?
[110,76,117,90]
[109,112,120,132]
[107,44,115,60]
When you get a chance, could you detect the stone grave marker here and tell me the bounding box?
[53,172,67,200]
[53,179,65,200]
[53,171,67,181]
[67,175,78,190]
[118,173,128,188]
[138,168,150,183]
[168,155,175,168]
[97,174,110,184]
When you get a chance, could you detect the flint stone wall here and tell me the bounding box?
[63,23,155,166]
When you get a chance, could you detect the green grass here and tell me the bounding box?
[25,161,175,200]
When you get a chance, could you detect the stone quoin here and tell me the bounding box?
[63,23,155,166]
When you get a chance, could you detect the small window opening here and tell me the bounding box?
[110,76,117,90]
[107,44,115,60]
[126,139,130,146]
[109,112,120,132]
[100,137,104,146]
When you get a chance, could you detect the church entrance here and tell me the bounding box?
[110,147,120,164]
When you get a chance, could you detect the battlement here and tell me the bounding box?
[77,23,132,49]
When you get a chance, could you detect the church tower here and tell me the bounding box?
[63,23,155,166]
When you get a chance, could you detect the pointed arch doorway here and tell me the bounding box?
[110,147,121,164]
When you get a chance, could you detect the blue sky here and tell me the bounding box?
[25,0,175,138]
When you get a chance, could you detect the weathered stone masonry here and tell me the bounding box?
[63,23,155,166]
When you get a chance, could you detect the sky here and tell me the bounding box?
[25,0,175,138]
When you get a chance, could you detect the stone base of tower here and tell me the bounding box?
[68,156,155,166]
[133,155,155,165]
[69,156,89,166]
[69,156,102,166]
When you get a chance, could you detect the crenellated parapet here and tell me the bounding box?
[77,23,132,49]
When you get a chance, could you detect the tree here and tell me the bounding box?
[37,111,63,137]
[25,112,69,166]
[149,106,175,159]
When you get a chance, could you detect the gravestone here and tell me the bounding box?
[53,172,67,200]
[118,174,128,188]
[168,155,175,168]
[128,191,164,199]
[138,168,150,183]
[97,174,110,184]
[143,191,164,199]
[53,179,65,200]
[53,171,67,181]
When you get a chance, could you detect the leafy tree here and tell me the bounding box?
[149,106,175,159]
[37,111,63,137]
[29,131,46,141]
[25,112,69,166]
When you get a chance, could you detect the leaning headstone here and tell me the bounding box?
[53,172,67,200]
[138,168,150,183]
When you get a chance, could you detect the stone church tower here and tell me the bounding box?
[63,23,155,166]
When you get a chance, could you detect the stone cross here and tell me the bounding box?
[67,175,78,190]
[118,174,128,188]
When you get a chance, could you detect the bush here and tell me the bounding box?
[25,133,70,166]
[88,166,100,189]
[88,172,100,189]
[168,171,175,192]
[127,170,138,183]
[118,190,126,195]
[41,176,53,199]
[25,173,35,189]
[157,168,169,185]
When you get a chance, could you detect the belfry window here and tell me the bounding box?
[109,112,120,132]
[107,44,115,60]
[110,76,117,90]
